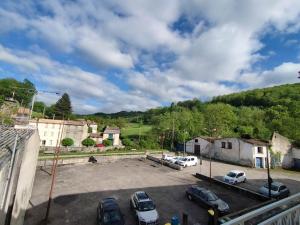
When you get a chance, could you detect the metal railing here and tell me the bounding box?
[222,193,300,225]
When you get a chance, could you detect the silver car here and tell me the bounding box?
[258,182,290,199]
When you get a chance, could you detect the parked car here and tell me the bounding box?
[186,186,230,214]
[177,156,198,167]
[130,191,159,225]
[97,197,125,225]
[162,154,174,161]
[258,182,290,199]
[223,170,246,184]
[169,156,184,164]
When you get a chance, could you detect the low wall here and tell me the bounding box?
[37,154,154,167]
[195,173,270,202]
[146,155,182,171]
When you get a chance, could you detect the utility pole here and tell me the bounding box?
[266,146,272,198]
[44,119,65,223]
[171,112,175,151]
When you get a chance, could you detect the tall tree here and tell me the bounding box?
[54,93,72,119]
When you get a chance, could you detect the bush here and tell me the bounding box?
[61,138,74,147]
[103,139,112,146]
[122,138,133,146]
[82,138,96,147]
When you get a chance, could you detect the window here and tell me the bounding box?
[195,139,198,143]
[228,142,232,149]
[42,140,46,146]
[221,142,226,148]
[109,133,113,139]
[49,140,53,145]
[257,147,263,154]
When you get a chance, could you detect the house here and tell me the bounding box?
[0,126,40,225]
[185,136,215,157]
[271,132,300,169]
[89,132,103,144]
[213,138,270,168]
[185,136,270,168]
[28,118,97,147]
[103,126,121,146]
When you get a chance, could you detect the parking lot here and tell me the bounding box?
[24,157,270,225]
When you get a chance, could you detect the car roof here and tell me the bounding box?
[101,198,119,210]
[229,170,245,174]
[135,191,151,201]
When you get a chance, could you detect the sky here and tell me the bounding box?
[0,0,300,114]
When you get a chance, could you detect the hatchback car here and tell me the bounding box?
[258,182,290,199]
[130,191,159,225]
[223,170,246,184]
[97,197,125,225]
[177,156,198,167]
[186,186,230,214]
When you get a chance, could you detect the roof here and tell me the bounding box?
[90,133,103,138]
[242,139,270,146]
[104,126,120,134]
[0,126,34,159]
[101,198,119,210]
[135,191,150,202]
[30,118,87,126]
[229,170,245,174]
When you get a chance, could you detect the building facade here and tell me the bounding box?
[29,119,97,147]
[103,127,121,146]
[185,136,270,168]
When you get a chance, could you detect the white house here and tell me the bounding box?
[185,136,215,157]
[29,119,96,147]
[103,127,121,146]
[213,138,270,168]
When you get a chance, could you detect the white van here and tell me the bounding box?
[177,156,198,167]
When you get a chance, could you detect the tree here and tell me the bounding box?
[82,138,95,147]
[62,138,74,147]
[33,101,46,113]
[103,139,112,146]
[54,93,72,119]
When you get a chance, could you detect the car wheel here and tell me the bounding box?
[243,178,247,183]
[130,200,133,210]
[234,181,237,185]
[187,194,193,201]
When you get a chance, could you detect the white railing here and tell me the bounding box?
[223,193,300,225]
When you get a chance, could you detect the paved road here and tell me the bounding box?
[25,158,261,225]
[182,157,300,195]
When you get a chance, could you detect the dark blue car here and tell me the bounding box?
[97,197,125,225]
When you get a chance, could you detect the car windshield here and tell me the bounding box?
[207,192,218,201]
[103,210,122,224]
[182,158,188,161]
[138,200,155,211]
[264,184,279,191]
[226,172,237,177]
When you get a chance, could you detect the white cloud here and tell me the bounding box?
[1,0,300,112]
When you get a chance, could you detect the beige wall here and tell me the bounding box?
[185,137,212,156]
[10,130,40,225]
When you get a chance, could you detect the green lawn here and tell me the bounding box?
[121,123,152,137]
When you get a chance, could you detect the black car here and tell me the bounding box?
[97,197,125,225]
[186,186,230,214]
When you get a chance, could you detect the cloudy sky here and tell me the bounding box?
[0,0,300,113]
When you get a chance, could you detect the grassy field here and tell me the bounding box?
[121,123,152,137]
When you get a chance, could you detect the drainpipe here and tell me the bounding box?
[1,134,18,217]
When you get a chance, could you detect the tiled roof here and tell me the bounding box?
[0,126,34,158]
[242,139,270,146]
[104,127,120,134]
[30,118,87,126]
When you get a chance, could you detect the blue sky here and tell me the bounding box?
[0,0,300,113]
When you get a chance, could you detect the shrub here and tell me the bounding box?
[82,138,96,147]
[122,138,133,146]
[61,138,74,147]
[103,139,112,146]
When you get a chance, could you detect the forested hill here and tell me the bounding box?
[211,83,300,108]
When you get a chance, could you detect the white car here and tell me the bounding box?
[130,191,159,225]
[177,156,198,167]
[223,170,246,184]
[168,156,184,164]
[162,154,175,161]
